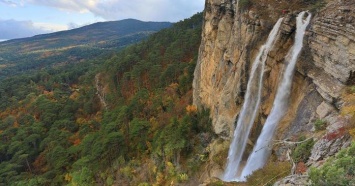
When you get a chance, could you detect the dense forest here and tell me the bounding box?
[0,13,215,185]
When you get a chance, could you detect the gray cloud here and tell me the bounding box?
[0,19,49,39]
[25,0,205,22]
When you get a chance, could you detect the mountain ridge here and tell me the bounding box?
[0,19,172,79]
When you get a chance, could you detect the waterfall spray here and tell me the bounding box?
[222,18,284,182]
[240,11,312,179]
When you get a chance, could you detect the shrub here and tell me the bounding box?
[239,0,252,10]
[350,86,355,94]
[309,1,326,12]
[309,142,355,186]
[138,182,150,186]
[292,139,315,163]
[314,119,326,131]
[177,173,189,182]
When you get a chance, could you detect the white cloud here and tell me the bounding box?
[0,0,19,7]
[0,19,66,39]
[33,22,68,32]
[21,0,205,22]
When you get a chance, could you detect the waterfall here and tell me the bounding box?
[240,11,312,179]
[222,18,284,182]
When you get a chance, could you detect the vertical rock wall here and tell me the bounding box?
[193,0,354,140]
[194,1,355,182]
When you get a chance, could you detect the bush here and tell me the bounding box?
[177,173,189,182]
[292,138,315,163]
[239,0,252,10]
[309,142,355,185]
[351,86,355,94]
[314,119,326,131]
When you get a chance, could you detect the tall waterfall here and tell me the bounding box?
[222,18,284,182]
[241,11,312,179]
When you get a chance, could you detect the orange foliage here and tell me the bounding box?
[73,138,81,146]
[40,51,54,59]
[13,120,19,128]
[33,152,48,173]
[186,105,197,115]
[69,91,80,100]
[69,133,81,146]
[43,90,54,96]
[296,162,307,174]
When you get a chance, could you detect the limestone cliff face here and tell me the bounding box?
[193,0,279,138]
[193,0,354,181]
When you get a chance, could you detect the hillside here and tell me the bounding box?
[0,19,172,79]
[0,13,205,185]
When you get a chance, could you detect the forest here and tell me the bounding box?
[0,13,214,185]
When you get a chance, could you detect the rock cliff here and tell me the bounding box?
[193,0,354,183]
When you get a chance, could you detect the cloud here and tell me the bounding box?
[23,0,205,22]
[0,19,66,39]
[0,0,19,7]
[68,22,80,29]
[33,22,68,31]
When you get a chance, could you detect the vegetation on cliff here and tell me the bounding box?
[309,142,355,185]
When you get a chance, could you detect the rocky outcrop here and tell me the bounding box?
[308,134,351,164]
[193,0,354,183]
[274,175,309,186]
[308,1,355,85]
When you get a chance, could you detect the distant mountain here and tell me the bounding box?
[0,19,172,78]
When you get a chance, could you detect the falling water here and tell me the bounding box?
[240,11,312,179]
[222,18,284,182]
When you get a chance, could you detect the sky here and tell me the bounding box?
[0,0,205,40]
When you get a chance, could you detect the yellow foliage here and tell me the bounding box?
[149,117,160,131]
[168,83,179,90]
[69,91,80,100]
[341,90,355,119]
[64,173,72,182]
[13,120,19,128]
[166,161,174,169]
[76,117,87,125]
[342,105,355,115]
[349,128,355,138]
[186,105,197,114]
[155,172,165,186]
